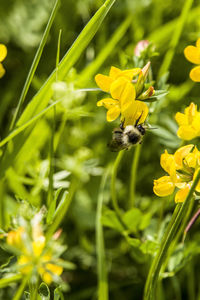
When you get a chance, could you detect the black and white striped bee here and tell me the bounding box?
[108,116,146,152]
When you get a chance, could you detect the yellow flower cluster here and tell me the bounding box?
[7,216,63,285]
[153,145,200,203]
[95,64,153,126]
[175,102,200,140]
[0,44,7,78]
[184,38,200,82]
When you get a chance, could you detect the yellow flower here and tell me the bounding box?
[0,44,7,78]
[7,213,64,285]
[175,102,200,140]
[95,66,141,93]
[95,66,149,125]
[184,38,200,82]
[153,145,200,203]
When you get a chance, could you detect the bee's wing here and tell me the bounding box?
[108,128,125,152]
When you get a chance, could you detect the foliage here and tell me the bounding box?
[0,0,200,299]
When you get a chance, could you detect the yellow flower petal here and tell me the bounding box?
[193,168,200,192]
[0,63,5,78]
[120,81,136,110]
[46,263,63,276]
[7,227,24,248]
[177,126,197,140]
[95,74,113,92]
[185,152,197,169]
[122,101,148,126]
[110,77,135,102]
[174,145,194,169]
[189,66,200,82]
[42,271,53,285]
[106,106,120,122]
[0,44,7,62]
[185,102,197,118]
[32,239,45,257]
[196,38,200,49]
[160,150,175,175]
[191,112,200,134]
[175,112,188,126]
[184,45,200,64]
[18,256,33,274]
[97,98,119,109]
[120,68,141,80]
[175,186,190,203]
[153,176,175,197]
[109,66,122,79]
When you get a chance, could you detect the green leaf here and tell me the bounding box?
[39,282,50,300]
[46,188,63,224]
[54,287,64,300]
[123,208,142,232]
[139,213,152,231]
[101,206,124,233]
[24,291,30,300]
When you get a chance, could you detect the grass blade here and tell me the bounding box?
[157,0,193,78]
[96,168,110,300]
[18,0,117,126]
[77,15,132,86]
[0,0,117,179]
[10,0,60,130]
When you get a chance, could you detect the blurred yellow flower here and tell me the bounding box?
[95,66,149,125]
[184,38,200,82]
[7,213,63,285]
[153,145,200,202]
[0,44,7,78]
[175,102,200,140]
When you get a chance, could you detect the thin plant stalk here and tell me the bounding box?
[183,206,200,240]
[129,144,141,208]
[47,30,61,207]
[96,168,110,300]
[111,151,126,228]
[157,0,193,78]
[10,0,60,131]
[13,274,30,300]
[161,197,195,273]
[143,169,200,300]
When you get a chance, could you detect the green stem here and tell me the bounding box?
[129,145,141,208]
[96,168,110,300]
[29,279,39,300]
[111,151,126,228]
[47,106,56,207]
[13,274,30,300]
[157,0,193,79]
[143,169,200,300]
[161,196,194,273]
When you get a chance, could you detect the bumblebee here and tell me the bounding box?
[108,116,146,152]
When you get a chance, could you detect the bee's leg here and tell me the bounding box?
[120,119,125,130]
[135,111,143,126]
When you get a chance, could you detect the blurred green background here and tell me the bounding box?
[0,0,200,299]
